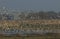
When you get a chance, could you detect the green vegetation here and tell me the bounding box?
[0,8,60,20]
[0,35,60,39]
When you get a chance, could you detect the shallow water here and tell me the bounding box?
[0,29,59,36]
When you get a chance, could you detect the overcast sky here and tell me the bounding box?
[0,0,60,11]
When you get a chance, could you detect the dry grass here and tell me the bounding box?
[0,20,60,25]
[0,20,60,39]
[0,20,60,32]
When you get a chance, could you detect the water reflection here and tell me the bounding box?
[0,28,58,36]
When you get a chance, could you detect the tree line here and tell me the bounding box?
[0,11,60,20]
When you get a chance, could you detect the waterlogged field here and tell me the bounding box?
[0,20,60,39]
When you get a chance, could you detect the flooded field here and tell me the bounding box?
[0,20,60,39]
